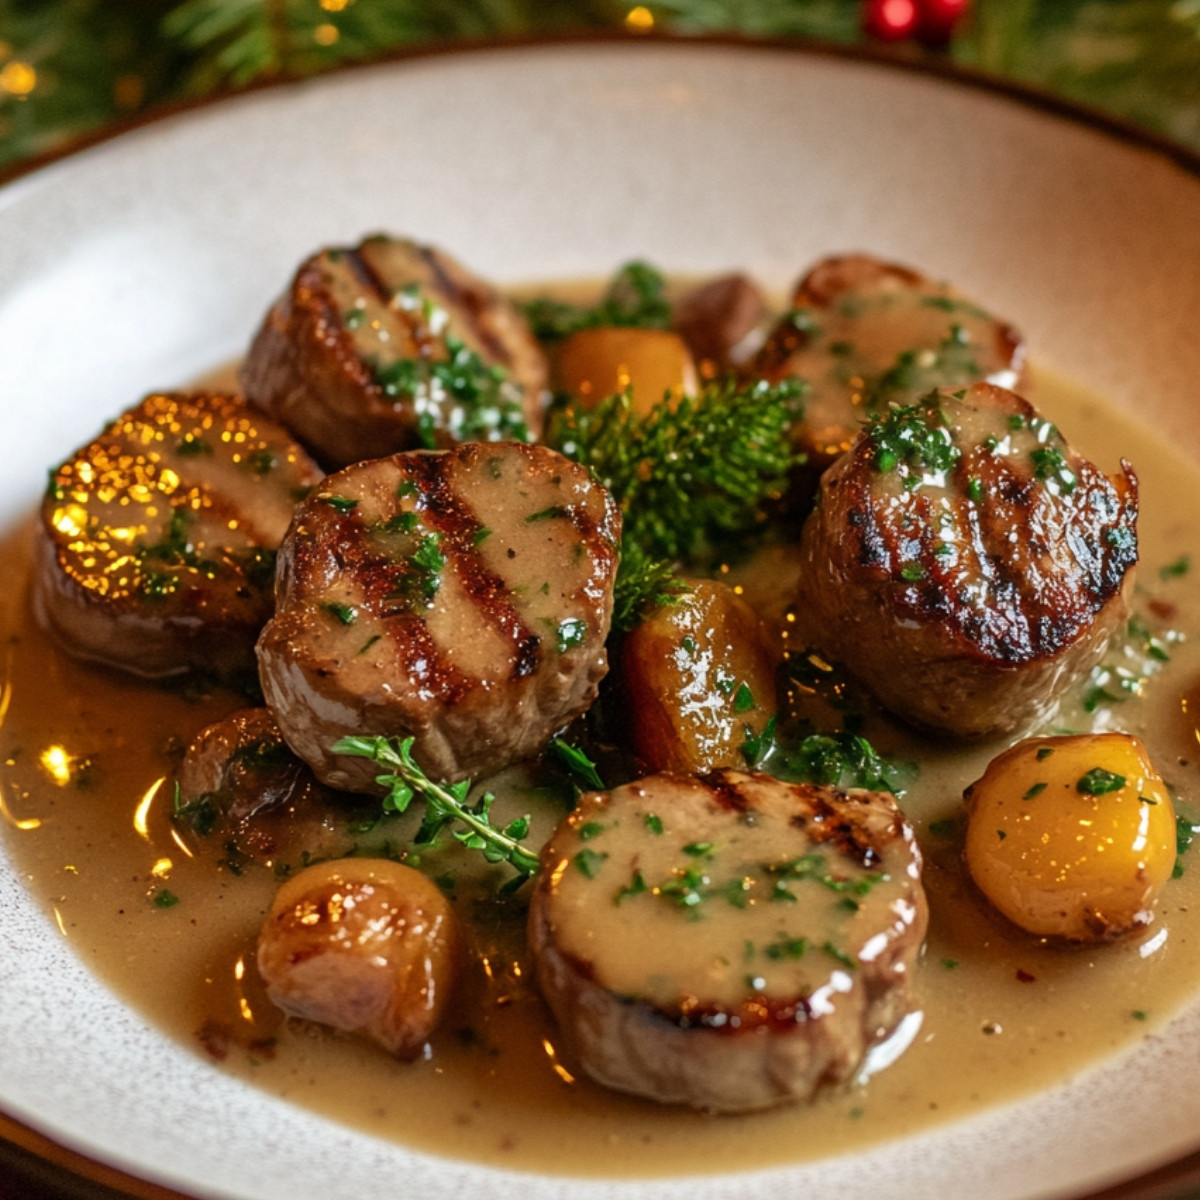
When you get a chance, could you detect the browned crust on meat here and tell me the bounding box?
[240,236,547,470]
[528,769,927,1111]
[752,253,1026,478]
[33,391,321,680]
[796,383,1138,738]
[258,442,620,787]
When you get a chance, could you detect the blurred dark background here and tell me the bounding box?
[0,0,1198,173]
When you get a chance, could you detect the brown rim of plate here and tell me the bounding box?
[3,28,1200,1200]
[2,28,1200,191]
[0,1110,191,1200]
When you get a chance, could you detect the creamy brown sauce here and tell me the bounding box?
[3,367,1200,1179]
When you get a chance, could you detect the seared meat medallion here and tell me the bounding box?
[754,253,1025,472]
[241,234,548,469]
[34,391,323,680]
[257,441,620,790]
[529,769,927,1113]
[174,707,370,866]
[796,383,1138,738]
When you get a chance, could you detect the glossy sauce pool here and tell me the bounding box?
[3,367,1200,1179]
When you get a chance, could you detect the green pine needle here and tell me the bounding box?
[549,377,803,564]
[610,539,690,633]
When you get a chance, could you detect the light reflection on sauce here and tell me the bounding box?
[1,368,1200,1179]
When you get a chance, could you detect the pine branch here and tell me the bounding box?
[549,378,803,564]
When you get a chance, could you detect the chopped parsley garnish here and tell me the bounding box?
[1029,445,1077,494]
[175,433,212,457]
[322,601,357,625]
[547,738,605,793]
[384,511,419,534]
[573,848,608,879]
[616,870,648,903]
[866,396,960,481]
[1077,768,1126,795]
[764,936,808,962]
[522,260,671,340]
[172,785,218,836]
[743,723,911,797]
[526,505,569,523]
[370,325,530,446]
[657,865,709,910]
[822,941,857,970]
[323,495,360,514]
[556,617,587,653]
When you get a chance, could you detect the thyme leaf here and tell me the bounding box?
[332,735,539,888]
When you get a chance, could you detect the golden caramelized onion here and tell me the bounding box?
[619,579,777,774]
[257,859,462,1058]
[554,327,698,415]
[964,733,1176,941]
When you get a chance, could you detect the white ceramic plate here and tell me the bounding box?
[3,37,1200,1200]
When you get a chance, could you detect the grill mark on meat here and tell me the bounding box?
[837,418,1136,665]
[403,454,544,682]
[302,505,475,703]
[342,246,440,365]
[297,261,376,392]
[699,770,885,872]
[341,245,394,308]
[787,795,887,869]
[696,768,754,813]
[412,243,512,368]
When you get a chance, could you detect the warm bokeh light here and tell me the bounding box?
[0,60,36,97]
[625,6,654,31]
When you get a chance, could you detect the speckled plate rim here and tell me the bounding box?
[3,33,1200,1200]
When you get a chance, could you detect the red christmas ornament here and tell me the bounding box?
[862,0,918,42]
[862,0,969,47]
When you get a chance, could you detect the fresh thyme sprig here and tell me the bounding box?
[550,378,803,564]
[332,735,539,889]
